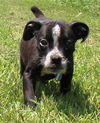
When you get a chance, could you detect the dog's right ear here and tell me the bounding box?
[22,21,42,41]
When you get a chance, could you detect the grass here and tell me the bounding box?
[0,0,100,122]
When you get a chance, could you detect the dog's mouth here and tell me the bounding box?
[48,65,63,72]
[42,64,66,75]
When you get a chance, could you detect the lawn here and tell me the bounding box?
[0,0,100,122]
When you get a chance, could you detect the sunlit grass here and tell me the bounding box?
[0,0,100,122]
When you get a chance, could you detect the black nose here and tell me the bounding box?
[51,56,62,65]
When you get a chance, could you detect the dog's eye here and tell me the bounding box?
[65,39,74,50]
[66,39,73,46]
[40,39,48,48]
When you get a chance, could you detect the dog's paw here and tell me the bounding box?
[24,96,37,108]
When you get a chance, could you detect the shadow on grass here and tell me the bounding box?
[36,80,95,115]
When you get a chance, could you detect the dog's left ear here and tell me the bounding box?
[70,21,89,42]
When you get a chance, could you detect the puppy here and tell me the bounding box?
[20,6,89,106]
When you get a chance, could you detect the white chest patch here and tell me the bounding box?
[52,24,61,46]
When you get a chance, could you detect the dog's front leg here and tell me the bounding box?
[60,58,74,94]
[60,71,73,94]
[23,69,36,107]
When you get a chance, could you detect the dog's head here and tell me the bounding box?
[22,6,89,74]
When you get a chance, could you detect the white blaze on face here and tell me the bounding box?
[52,24,61,46]
[43,24,66,69]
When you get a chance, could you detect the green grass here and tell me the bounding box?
[0,0,100,122]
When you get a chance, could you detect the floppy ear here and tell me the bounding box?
[70,21,89,42]
[23,21,42,41]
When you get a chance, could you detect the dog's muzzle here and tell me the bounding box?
[41,56,67,75]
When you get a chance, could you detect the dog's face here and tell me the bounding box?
[23,20,89,74]
[37,22,74,74]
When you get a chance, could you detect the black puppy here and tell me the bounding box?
[20,6,89,106]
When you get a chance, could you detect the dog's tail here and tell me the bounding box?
[31,6,45,18]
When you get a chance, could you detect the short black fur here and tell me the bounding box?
[20,6,89,107]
